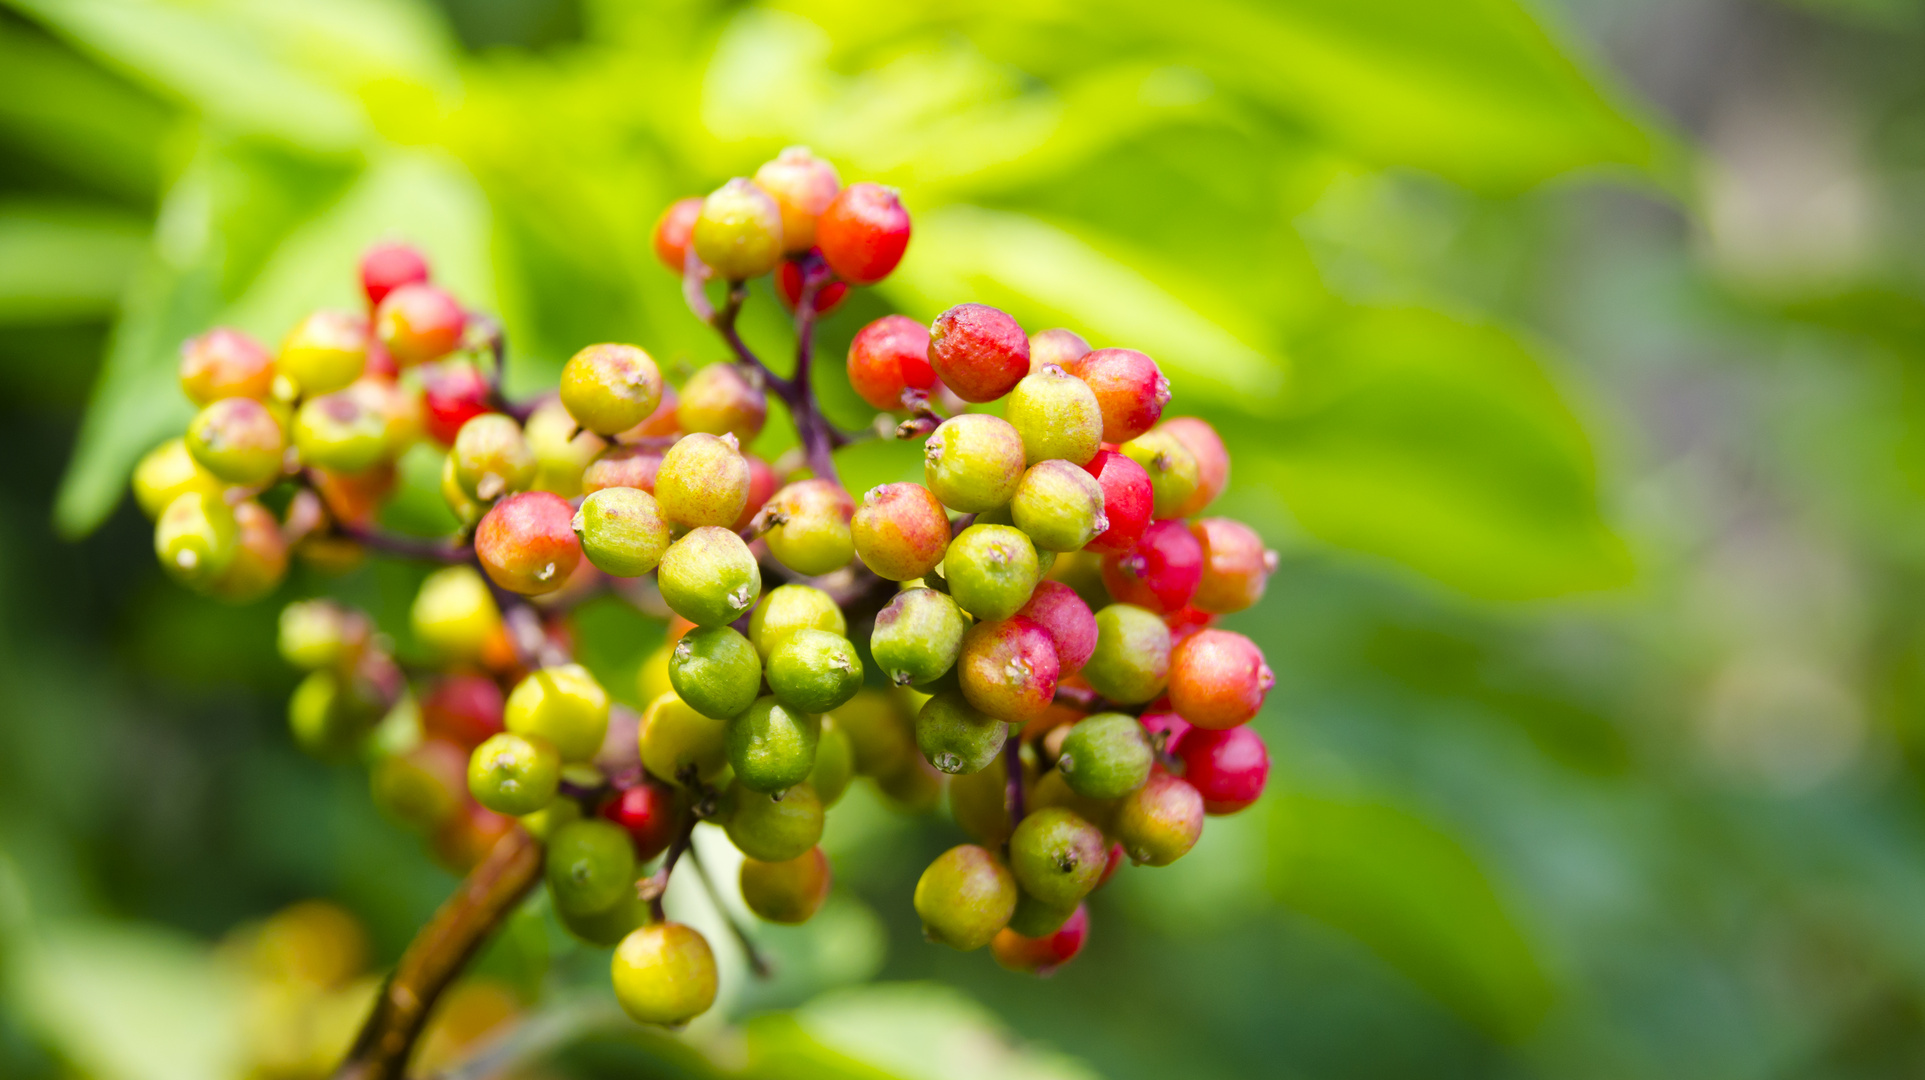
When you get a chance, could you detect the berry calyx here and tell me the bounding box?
[817,182,911,285]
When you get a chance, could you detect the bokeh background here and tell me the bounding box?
[5,0,1925,1077]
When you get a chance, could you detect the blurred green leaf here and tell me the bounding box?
[0,20,174,201]
[0,201,147,323]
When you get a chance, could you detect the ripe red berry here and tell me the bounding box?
[1175,724,1269,814]
[991,903,1088,975]
[421,673,506,749]
[928,304,1029,403]
[777,256,849,316]
[1028,327,1091,374]
[1068,348,1170,443]
[1015,581,1097,677]
[375,283,465,367]
[1080,449,1152,555]
[1169,629,1272,729]
[959,617,1061,726]
[1160,417,1228,516]
[360,242,430,308]
[652,197,704,273]
[179,327,275,404]
[1138,706,1191,755]
[421,362,493,446]
[1102,519,1203,613]
[601,780,681,861]
[1191,518,1276,615]
[475,491,583,595]
[817,182,910,285]
[847,314,938,412]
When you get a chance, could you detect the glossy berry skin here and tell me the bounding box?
[186,397,286,485]
[422,674,505,748]
[1015,581,1097,677]
[749,584,846,662]
[277,599,360,670]
[928,303,1029,403]
[871,588,967,687]
[453,413,536,500]
[754,147,841,253]
[132,438,224,520]
[476,491,582,596]
[676,362,767,444]
[180,328,275,404]
[847,314,938,411]
[669,625,763,719]
[506,663,610,763]
[278,310,368,396]
[959,618,1060,727]
[639,692,730,786]
[1079,449,1153,556]
[740,846,833,924]
[1192,518,1276,614]
[767,629,863,715]
[944,524,1041,622]
[375,283,464,367]
[656,433,750,528]
[723,781,824,861]
[1011,459,1107,553]
[613,923,717,1026]
[1138,707,1192,757]
[560,343,664,436]
[657,526,761,627]
[573,486,671,577]
[601,780,681,861]
[915,690,1009,776]
[1005,364,1103,467]
[359,242,429,307]
[762,479,855,576]
[777,255,849,315]
[1067,348,1170,443]
[1161,417,1229,516]
[994,903,1088,975]
[582,445,663,494]
[852,482,951,581]
[1113,770,1204,866]
[651,197,704,272]
[411,565,501,660]
[726,696,821,793]
[545,818,638,918]
[1057,712,1154,799]
[1084,604,1172,704]
[1121,430,1201,520]
[467,732,560,816]
[924,414,1026,513]
[1176,724,1269,814]
[1027,328,1091,374]
[817,182,910,285]
[293,390,388,472]
[693,178,785,280]
[1102,519,1203,614]
[1009,807,1107,908]
[810,718,856,807]
[914,844,1017,951]
[155,491,239,589]
[421,361,492,446]
[1169,629,1273,729]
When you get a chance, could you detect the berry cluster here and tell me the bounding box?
[131,146,1275,1035]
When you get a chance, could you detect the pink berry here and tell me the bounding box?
[360,242,430,308]
[1191,518,1276,615]
[1160,417,1228,516]
[928,304,1029,403]
[375,283,465,367]
[475,491,582,596]
[847,314,938,411]
[1169,629,1272,729]
[851,481,951,581]
[817,182,910,285]
[1080,449,1152,555]
[1068,348,1169,443]
[581,445,663,494]
[1138,705,1191,755]
[421,363,492,446]
[1175,724,1269,815]
[1101,518,1201,613]
[421,674,505,749]
[991,903,1088,975]
[179,327,275,404]
[1015,581,1097,677]
[958,617,1060,727]
[754,147,842,253]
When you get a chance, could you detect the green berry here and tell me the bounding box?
[612,923,717,1025]
[915,690,1008,775]
[924,414,1025,513]
[1006,890,1077,938]
[639,691,730,786]
[809,716,856,807]
[452,413,536,501]
[293,390,389,473]
[1056,712,1153,799]
[1083,604,1172,704]
[505,664,610,763]
[722,780,824,861]
[676,362,767,444]
[913,845,1016,951]
[692,178,785,280]
[1005,365,1102,466]
[725,696,820,793]
[560,343,664,435]
[186,397,286,485]
[277,309,367,396]
[410,565,502,660]
[1112,770,1204,866]
[739,847,832,924]
[1121,430,1200,520]
[518,797,583,842]
[545,819,637,916]
[949,752,1015,844]
[287,670,379,759]
[749,584,845,662]
[657,526,761,627]
[467,732,561,815]
[155,491,239,590]
[762,479,855,576]
[525,397,606,497]
[560,885,648,947]
[441,450,483,527]
[656,433,749,528]
[1028,766,1118,833]
[943,524,1040,622]
[278,599,356,669]
[766,629,863,715]
[132,437,224,520]
[1011,459,1107,553]
[668,626,763,719]
[1008,807,1106,908]
[574,486,672,576]
[871,587,967,687]
[831,690,915,777]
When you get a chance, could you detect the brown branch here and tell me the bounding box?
[332,828,544,1080]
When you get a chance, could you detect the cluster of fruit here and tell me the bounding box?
[128,146,1275,1035]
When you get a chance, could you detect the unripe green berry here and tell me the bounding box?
[871,588,967,687]
[411,565,502,660]
[155,491,239,590]
[749,584,845,662]
[831,690,915,778]
[278,599,357,669]
[676,363,767,444]
[1011,459,1107,553]
[761,479,855,576]
[810,717,855,807]
[612,923,717,1025]
[559,343,664,435]
[639,691,730,786]
[1005,890,1077,938]
[287,670,377,759]
[561,885,648,947]
[915,690,1007,776]
[949,753,1016,844]
[519,797,583,842]
[1112,770,1204,866]
[505,664,610,763]
[722,780,824,861]
[133,438,224,520]
[467,732,561,815]
[1056,712,1153,799]
[767,629,863,715]
[943,524,1040,622]
[525,397,605,497]
[739,846,832,925]
[924,414,1025,513]
[692,178,785,280]
[1005,365,1102,466]
[574,486,672,576]
[277,309,367,396]
[441,450,483,527]
[1083,604,1172,704]
[1008,807,1106,908]
[658,526,761,627]
[656,432,749,528]
[186,397,286,485]
[452,413,536,501]
[293,390,388,473]
[914,845,1016,951]
[725,695,820,793]
[1120,430,1200,520]
[1029,766,1118,833]
[545,819,637,916]
[669,626,762,719]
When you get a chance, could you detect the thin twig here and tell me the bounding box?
[685,845,775,978]
[334,520,472,563]
[1004,731,1026,833]
[637,808,699,922]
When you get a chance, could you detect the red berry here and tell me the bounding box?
[1015,581,1097,677]
[179,327,275,404]
[1138,706,1191,755]
[1095,842,1125,890]
[360,242,430,308]
[1191,518,1276,615]
[1068,348,1170,443]
[1164,604,1215,645]
[601,780,681,861]
[847,314,937,411]
[375,283,465,367]
[582,446,664,494]
[733,453,779,532]
[817,182,910,285]
[1160,417,1228,516]
[421,674,506,748]
[1175,725,1269,814]
[928,304,1029,404]
[1169,629,1272,729]
[1102,519,1202,613]
[851,481,951,581]
[959,617,1060,726]
[1080,449,1152,555]
[421,362,493,446]
[991,903,1088,975]
[475,491,582,596]
[652,197,704,273]
[777,256,850,316]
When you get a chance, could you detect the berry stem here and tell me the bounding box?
[332,520,473,563]
[638,808,699,923]
[331,827,543,1080]
[467,315,535,423]
[1004,731,1026,830]
[684,845,775,978]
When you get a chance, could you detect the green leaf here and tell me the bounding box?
[0,19,174,201]
[0,201,148,323]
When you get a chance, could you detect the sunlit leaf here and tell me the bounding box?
[0,201,148,323]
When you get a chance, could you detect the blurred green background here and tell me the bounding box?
[6,0,1925,1077]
